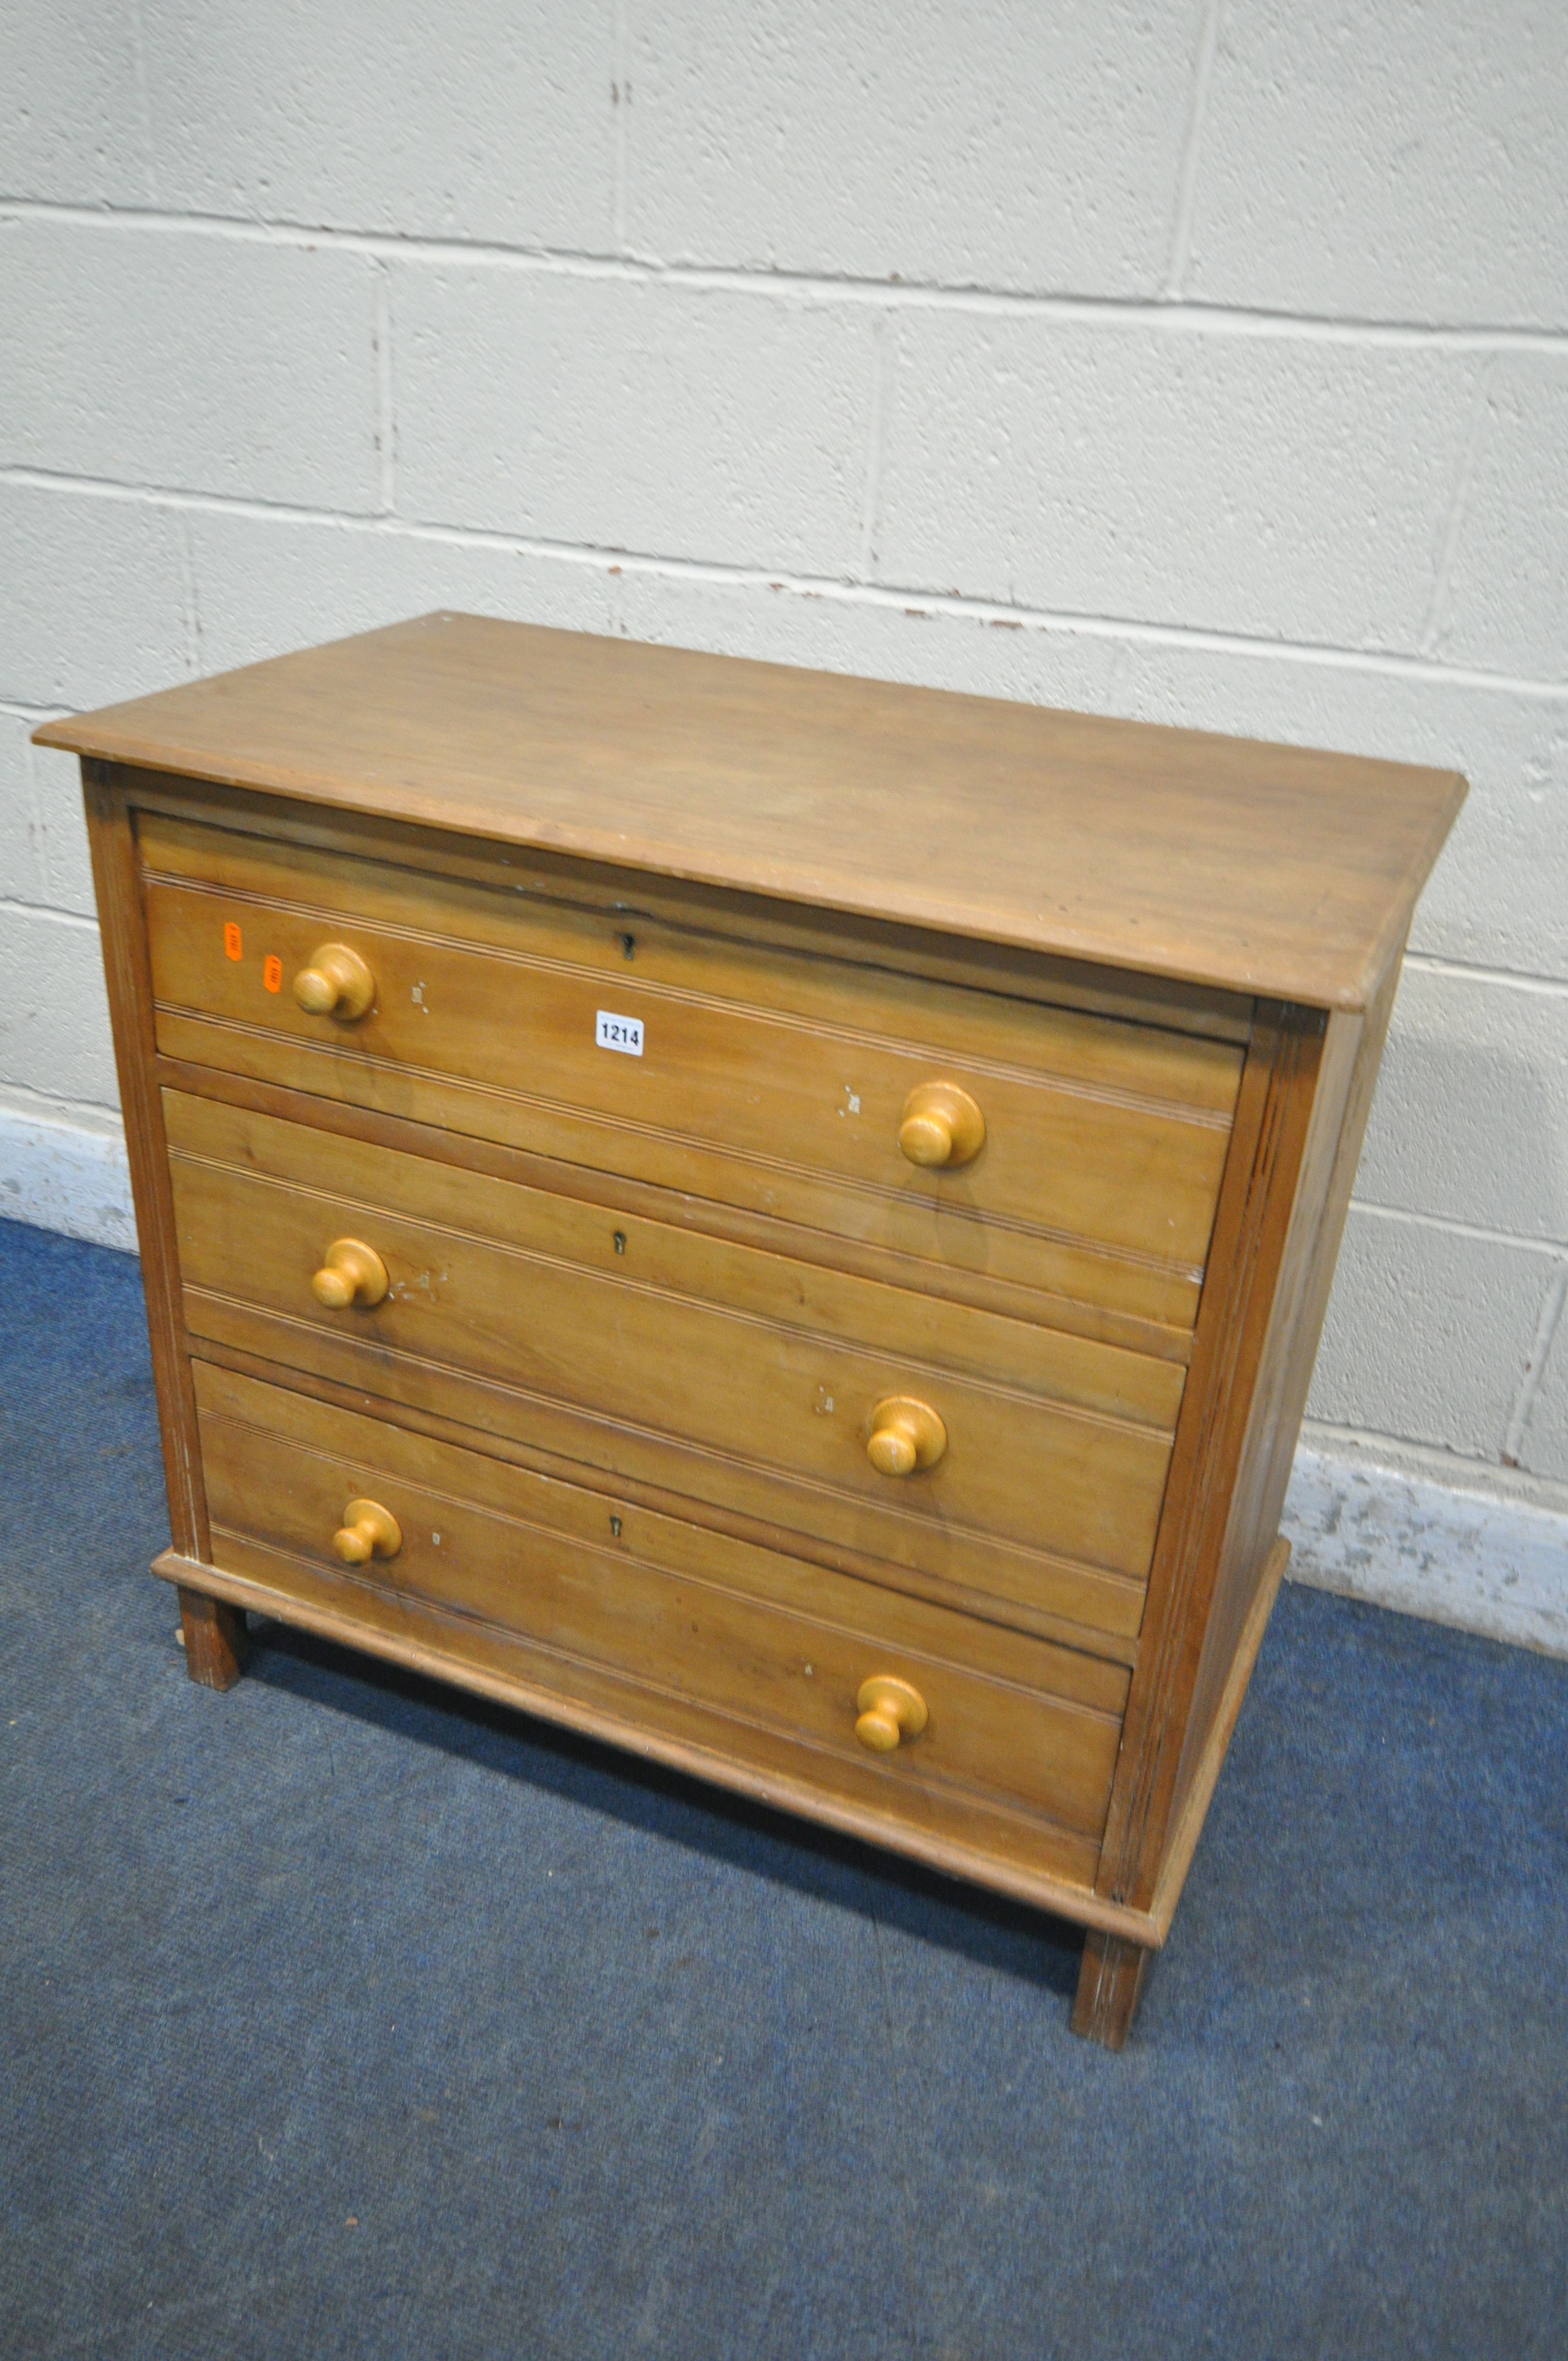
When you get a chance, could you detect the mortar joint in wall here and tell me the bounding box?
[1419,353,1499,657]
[1503,1263,1568,1467]
[7,200,1568,351]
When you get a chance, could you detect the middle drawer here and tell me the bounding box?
[165,1090,1180,1642]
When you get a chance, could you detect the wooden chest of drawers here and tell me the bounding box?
[39,614,1463,2048]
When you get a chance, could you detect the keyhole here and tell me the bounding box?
[619,933,636,960]
[613,1231,627,1255]
[610,1514,623,1538]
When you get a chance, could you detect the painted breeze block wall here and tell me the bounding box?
[2,2,1565,1642]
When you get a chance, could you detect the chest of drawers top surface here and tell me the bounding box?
[43,614,1464,2053]
[39,609,1463,1012]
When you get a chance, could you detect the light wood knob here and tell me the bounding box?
[855,1675,928,1753]
[898,1081,985,1169]
[311,1237,389,1309]
[293,942,375,1020]
[865,1396,947,1477]
[333,1499,401,1565]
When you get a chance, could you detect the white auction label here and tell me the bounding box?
[595,1009,644,1057]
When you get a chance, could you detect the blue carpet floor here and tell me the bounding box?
[2,1212,1565,2359]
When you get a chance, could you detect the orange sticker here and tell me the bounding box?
[223,921,243,961]
[263,954,283,994]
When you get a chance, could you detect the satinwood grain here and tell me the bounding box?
[1093,1004,1327,1918]
[154,1053,1200,1364]
[139,812,1242,1284]
[81,766,209,1560]
[1172,954,1407,1834]
[163,1089,1189,1430]
[1151,1538,1291,1941]
[39,616,1465,2050]
[177,1585,246,1690]
[165,1114,1177,1603]
[157,1540,1164,1939]
[116,767,1257,1043]
[195,1365,1126,1839]
[188,1326,1144,1663]
[38,613,1464,1008]
[1072,1929,1152,2052]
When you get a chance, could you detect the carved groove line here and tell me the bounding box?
[157,1007,1214,1286]
[184,1289,1159,1590]
[192,1334,1147,1661]
[89,775,209,1554]
[1103,1020,1313,1903]
[167,1146,1180,1440]
[128,778,1254,1051]
[145,864,1239,1126]
[207,1521,1113,1844]
[162,1054,1202,1364]
[200,1408,1125,1726]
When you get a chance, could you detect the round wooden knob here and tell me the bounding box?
[865,1396,946,1477]
[311,1237,389,1309]
[855,1675,928,1753]
[898,1081,985,1169]
[333,1499,401,1564]
[293,942,375,1020]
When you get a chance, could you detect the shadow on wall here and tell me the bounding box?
[1315,1019,1564,1467]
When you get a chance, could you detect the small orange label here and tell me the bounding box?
[263,954,283,994]
[223,921,243,961]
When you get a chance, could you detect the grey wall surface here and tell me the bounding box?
[2,3,1566,1519]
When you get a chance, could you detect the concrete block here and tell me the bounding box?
[395,266,878,572]
[0,485,190,710]
[0,1,150,205]
[140,0,613,252]
[625,0,1201,295]
[1285,1442,1568,1658]
[1308,1207,1548,1459]
[1110,644,1568,983]
[1359,969,1568,1240]
[875,315,1480,651]
[188,514,1122,746]
[1432,356,1568,683]
[183,510,620,677]
[0,1099,134,1253]
[608,572,1123,715]
[1186,1,1568,328]
[1413,732,1568,982]
[29,743,97,921]
[1515,1284,1568,1483]
[0,905,117,1109]
[0,712,46,907]
[0,217,381,510]
[0,725,94,922]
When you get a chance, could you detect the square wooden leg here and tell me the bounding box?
[1072,1928,1152,2050]
[177,1586,247,1692]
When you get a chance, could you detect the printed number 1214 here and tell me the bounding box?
[595,1010,644,1057]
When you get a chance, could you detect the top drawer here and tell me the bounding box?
[140,811,1245,1328]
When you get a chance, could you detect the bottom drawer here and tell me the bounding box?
[191,1360,1129,1896]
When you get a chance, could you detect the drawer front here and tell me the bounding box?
[166,1091,1176,1630]
[194,1361,1129,1863]
[167,1090,1188,1428]
[142,813,1243,1326]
